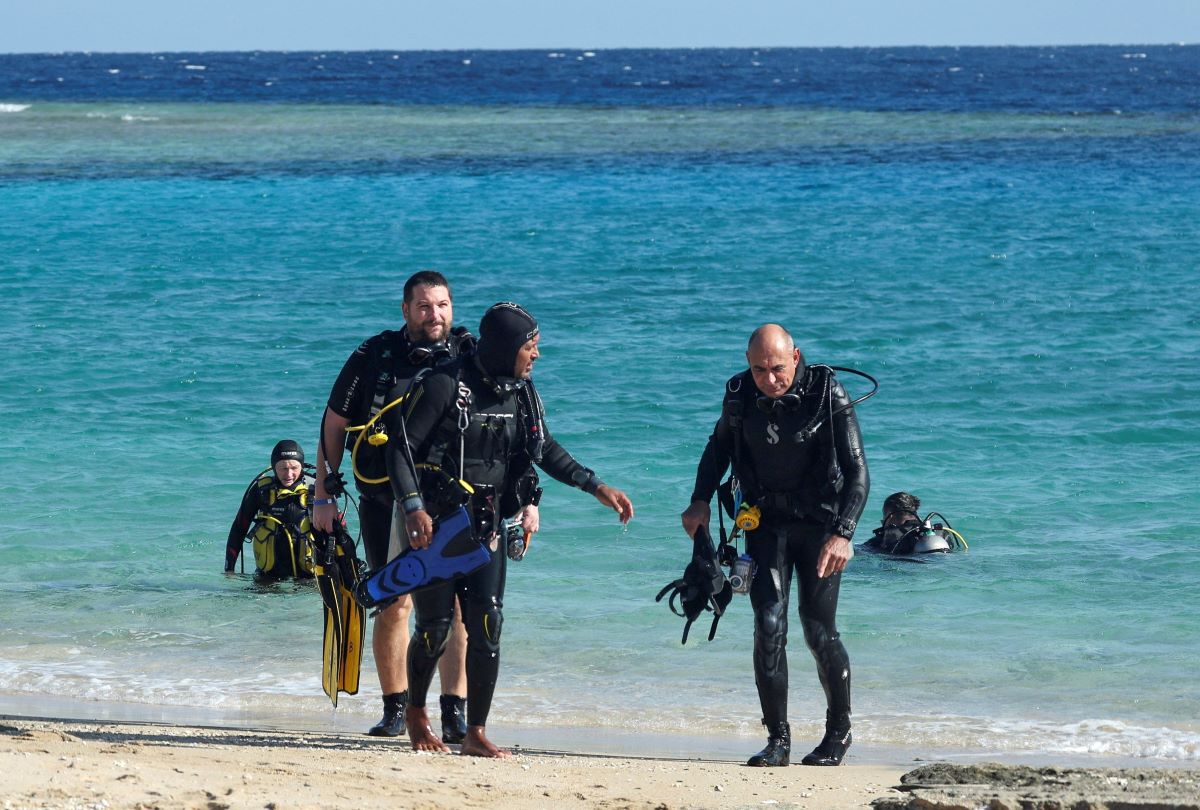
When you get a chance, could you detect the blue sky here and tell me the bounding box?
[2,0,1197,53]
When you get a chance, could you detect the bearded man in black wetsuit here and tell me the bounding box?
[681,324,869,767]
[312,271,476,740]
[387,302,634,758]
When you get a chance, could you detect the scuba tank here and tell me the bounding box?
[910,522,952,554]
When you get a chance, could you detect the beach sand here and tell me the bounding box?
[4,716,1198,809]
[1,715,905,809]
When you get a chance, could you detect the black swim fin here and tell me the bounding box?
[656,524,732,644]
[354,507,491,609]
[314,523,365,707]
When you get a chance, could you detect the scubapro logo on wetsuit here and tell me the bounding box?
[766,422,780,445]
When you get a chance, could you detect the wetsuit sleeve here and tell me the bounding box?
[828,379,869,538]
[689,417,733,504]
[384,372,456,514]
[224,488,259,571]
[326,341,371,419]
[535,424,603,494]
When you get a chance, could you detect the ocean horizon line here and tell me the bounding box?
[1,42,1196,57]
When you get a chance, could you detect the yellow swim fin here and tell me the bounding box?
[336,540,364,696]
[315,524,364,707]
[322,601,343,702]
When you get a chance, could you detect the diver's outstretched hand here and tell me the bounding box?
[594,484,634,524]
[680,500,710,538]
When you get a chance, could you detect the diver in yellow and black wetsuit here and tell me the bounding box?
[224,440,316,581]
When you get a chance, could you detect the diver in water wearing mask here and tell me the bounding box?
[866,492,967,555]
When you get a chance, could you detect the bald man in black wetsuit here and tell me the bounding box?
[682,324,869,767]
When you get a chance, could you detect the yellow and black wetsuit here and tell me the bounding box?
[225,474,316,580]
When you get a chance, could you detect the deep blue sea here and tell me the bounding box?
[2,46,1198,764]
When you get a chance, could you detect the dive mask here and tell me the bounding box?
[408,340,451,365]
[755,392,803,414]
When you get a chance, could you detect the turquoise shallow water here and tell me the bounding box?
[2,98,1198,762]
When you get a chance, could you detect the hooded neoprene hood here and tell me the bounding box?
[477,302,539,379]
[271,439,305,466]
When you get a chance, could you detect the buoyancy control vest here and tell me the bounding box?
[720,365,846,523]
[416,359,545,535]
[348,326,475,495]
[249,474,316,577]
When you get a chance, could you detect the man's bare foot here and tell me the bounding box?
[405,705,449,752]
[460,725,510,758]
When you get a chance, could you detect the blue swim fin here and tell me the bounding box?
[354,507,490,608]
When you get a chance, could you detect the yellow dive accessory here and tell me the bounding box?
[247,475,316,576]
[314,527,364,706]
[942,526,969,550]
[344,391,416,485]
[345,384,475,501]
[251,515,316,576]
[735,503,762,532]
[251,516,284,572]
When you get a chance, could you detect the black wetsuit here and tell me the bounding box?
[325,326,473,570]
[386,356,600,727]
[866,520,954,555]
[691,366,869,731]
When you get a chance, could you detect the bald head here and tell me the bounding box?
[746,323,803,399]
[748,323,794,354]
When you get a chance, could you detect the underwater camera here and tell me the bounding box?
[729,553,756,594]
[505,522,529,561]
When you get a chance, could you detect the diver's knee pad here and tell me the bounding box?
[412,617,453,659]
[800,615,842,655]
[753,602,788,673]
[467,601,503,655]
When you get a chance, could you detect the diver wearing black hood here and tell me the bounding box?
[683,324,869,768]
[224,440,316,580]
[386,302,634,758]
